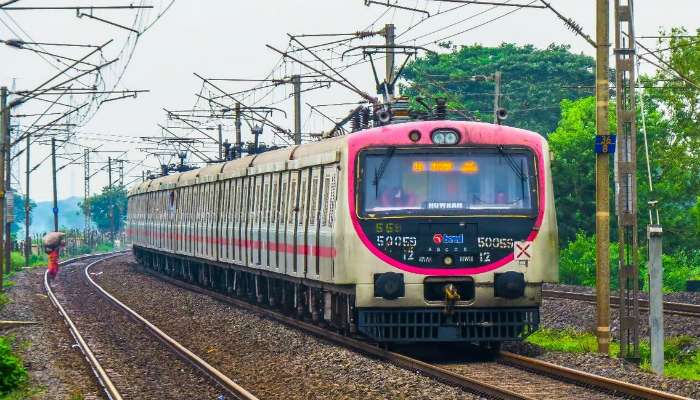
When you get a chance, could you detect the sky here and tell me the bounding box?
[0,0,698,202]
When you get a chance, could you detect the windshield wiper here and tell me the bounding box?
[373,147,396,198]
[497,145,526,181]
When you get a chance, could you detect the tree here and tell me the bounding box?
[401,43,595,134]
[9,193,36,237]
[80,186,127,234]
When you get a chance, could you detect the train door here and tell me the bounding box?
[306,166,323,279]
[318,165,338,281]
[260,174,271,268]
[219,180,229,262]
[306,167,323,280]
[286,171,299,276]
[249,176,260,266]
[227,179,239,262]
[182,187,189,255]
[268,173,280,271]
[277,172,289,274]
[234,178,244,265]
[242,177,251,266]
[295,168,311,277]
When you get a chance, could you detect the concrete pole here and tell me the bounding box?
[235,102,242,158]
[292,75,302,145]
[493,71,502,125]
[84,148,90,232]
[0,87,7,286]
[24,133,30,268]
[218,124,223,160]
[385,23,395,102]
[51,137,58,232]
[648,223,664,374]
[595,0,612,355]
[2,89,9,275]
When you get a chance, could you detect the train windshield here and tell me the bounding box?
[359,148,537,217]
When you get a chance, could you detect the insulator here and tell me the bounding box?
[435,98,447,120]
[361,107,371,129]
[351,110,361,132]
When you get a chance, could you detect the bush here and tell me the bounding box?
[0,337,28,395]
[559,232,700,292]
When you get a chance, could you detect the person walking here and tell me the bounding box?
[43,232,65,280]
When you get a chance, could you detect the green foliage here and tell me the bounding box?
[80,186,127,234]
[559,233,700,292]
[527,329,700,381]
[0,337,28,395]
[0,293,8,310]
[9,194,36,238]
[402,43,595,134]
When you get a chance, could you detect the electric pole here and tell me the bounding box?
[384,23,395,102]
[118,159,124,187]
[235,102,242,158]
[24,133,30,269]
[493,71,502,125]
[0,87,7,286]
[218,124,223,160]
[51,137,58,232]
[2,87,10,275]
[84,148,90,232]
[292,75,302,145]
[595,0,612,355]
[5,126,12,275]
[108,157,115,242]
[614,0,640,361]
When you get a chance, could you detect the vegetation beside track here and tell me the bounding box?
[526,328,700,381]
[0,336,30,399]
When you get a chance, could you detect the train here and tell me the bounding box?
[127,119,558,345]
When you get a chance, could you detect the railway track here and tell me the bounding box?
[543,290,700,318]
[46,253,258,400]
[140,264,691,400]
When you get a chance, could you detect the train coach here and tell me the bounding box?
[127,120,558,345]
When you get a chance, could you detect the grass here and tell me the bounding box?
[526,328,700,381]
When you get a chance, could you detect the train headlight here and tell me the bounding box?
[374,272,405,300]
[443,255,454,266]
[431,129,460,145]
[408,130,421,142]
[494,271,526,299]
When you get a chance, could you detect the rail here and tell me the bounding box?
[44,253,125,400]
[84,256,258,400]
[543,290,700,318]
[145,268,693,400]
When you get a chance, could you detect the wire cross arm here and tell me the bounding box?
[363,0,430,15]
[76,10,140,35]
[425,0,545,7]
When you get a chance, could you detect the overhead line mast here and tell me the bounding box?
[614,0,640,362]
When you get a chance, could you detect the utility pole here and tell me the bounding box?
[108,157,115,242]
[493,71,502,125]
[384,23,395,102]
[595,0,612,355]
[51,137,58,232]
[218,124,223,160]
[0,87,7,286]
[235,102,242,159]
[118,159,124,187]
[292,75,302,145]
[84,148,90,231]
[3,90,10,275]
[614,0,640,361]
[24,133,30,269]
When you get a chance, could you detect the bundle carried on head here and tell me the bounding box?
[43,232,66,252]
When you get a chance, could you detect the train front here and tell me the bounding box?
[346,120,558,344]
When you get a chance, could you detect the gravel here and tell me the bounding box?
[0,267,103,399]
[504,341,700,399]
[54,257,225,399]
[94,255,484,400]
